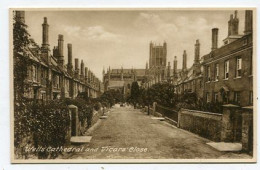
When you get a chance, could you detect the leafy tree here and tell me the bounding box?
[145,82,176,108]
[13,11,31,101]
[130,81,140,108]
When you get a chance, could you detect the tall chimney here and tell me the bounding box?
[228,14,233,36]
[88,70,91,83]
[80,60,84,76]
[58,34,64,57]
[67,44,73,75]
[174,56,177,75]
[244,10,253,34]
[211,28,218,51]
[182,50,187,71]
[194,39,200,63]
[85,67,88,78]
[75,58,79,78]
[232,11,239,35]
[75,58,79,70]
[67,44,72,65]
[57,35,64,68]
[42,17,49,49]
[15,11,25,23]
[167,62,171,78]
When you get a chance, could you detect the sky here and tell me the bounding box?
[24,9,246,80]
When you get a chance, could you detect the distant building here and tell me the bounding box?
[14,11,103,101]
[103,67,146,98]
[103,41,172,97]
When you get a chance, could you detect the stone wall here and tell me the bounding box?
[178,109,222,141]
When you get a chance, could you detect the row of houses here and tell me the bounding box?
[172,10,253,107]
[14,11,104,102]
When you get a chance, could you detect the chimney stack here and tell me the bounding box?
[80,60,84,77]
[75,58,79,78]
[57,35,64,68]
[67,44,73,75]
[42,17,49,49]
[244,10,253,34]
[58,34,64,57]
[194,39,200,63]
[211,28,218,51]
[174,56,177,75]
[182,50,187,71]
[167,62,171,78]
[85,67,88,83]
[75,58,79,70]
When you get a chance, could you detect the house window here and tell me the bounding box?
[214,92,219,102]
[234,91,241,104]
[224,60,229,79]
[249,91,253,105]
[215,63,219,81]
[207,66,211,82]
[236,57,242,78]
[199,80,202,88]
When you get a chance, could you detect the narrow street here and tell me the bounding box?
[64,106,250,159]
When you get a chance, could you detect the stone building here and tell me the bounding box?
[103,67,146,98]
[14,11,103,102]
[103,41,172,97]
[174,10,253,107]
[202,10,253,106]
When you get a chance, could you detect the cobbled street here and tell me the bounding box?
[64,106,251,159]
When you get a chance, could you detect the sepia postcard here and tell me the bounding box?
[10,8,257,163]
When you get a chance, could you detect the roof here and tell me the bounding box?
[108,81,125,88]
[111,69,146,76]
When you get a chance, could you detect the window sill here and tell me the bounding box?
[223,78,229,81]
[248,75,253,78]
[233,77,242,80]
[206,81,211,84]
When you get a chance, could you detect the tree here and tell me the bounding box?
[130,81,140,108]
[146,82,176,108]
[13,11,31,101]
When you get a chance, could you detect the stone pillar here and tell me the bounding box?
[152,102,157,116]
[177,109,182,128]
[241,106,253,154]
[69,105,79,136]
[221,104,241,142]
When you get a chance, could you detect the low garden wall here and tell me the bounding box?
[178,109,222,141]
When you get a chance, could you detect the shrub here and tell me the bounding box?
[14,98,70,159]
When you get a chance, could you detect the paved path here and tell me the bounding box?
[64,106,250,159]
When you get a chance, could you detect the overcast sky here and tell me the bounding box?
[24,9,246,80]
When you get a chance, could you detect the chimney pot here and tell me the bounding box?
[244,10,253,34]
[211,28,219,51]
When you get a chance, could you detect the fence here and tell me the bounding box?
[156,104,178,123]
